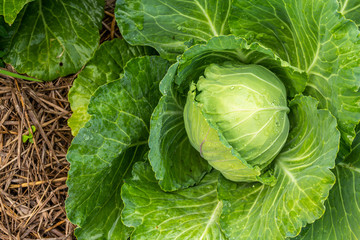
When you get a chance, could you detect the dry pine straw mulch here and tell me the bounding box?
[0,75,75,240]
[0,1,120,239]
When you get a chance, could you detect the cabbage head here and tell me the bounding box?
[184,63,290,182]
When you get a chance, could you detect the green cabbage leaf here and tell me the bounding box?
[0,0,34,24]
[3,0,104,80]
[296,127,360,239]
[66,56,170,239]
[339,0,360,27]
[68,39,155,136]
[115,0,231,60]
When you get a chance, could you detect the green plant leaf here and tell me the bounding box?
[22,125,36,143]
[122,162,225,239]
[68,39,155,136]
[229,0,360,149]
[22,135,29,143]
[149,63,212,191]
[218,95,340,239]
[177,36,307,98]
[0,0,34,24]
[296,127,360,239]
[115,0,231,60]
[66,56,170,239]
[0,69,42,82]
[4,0,104,81]
[339,0,360,27]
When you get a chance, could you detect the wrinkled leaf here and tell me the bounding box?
[68,39,155,136]
[4,0,104,80]
[115,0,231,60]
[122,162,225,240]
[297,128,360,239]
[66,56,169,239]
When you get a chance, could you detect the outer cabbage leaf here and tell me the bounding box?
[229,0,360,149]
[4,0,104,80]
[122,162,225,240]
[148,63,212,191]
[0,0,34,24]
[339,0,360,27]
[68,39,155,136]
[115,0,231,60]
[66,56,170,239]
[296,128,360,239]
[218,95,340,239]
[177,36,307,98]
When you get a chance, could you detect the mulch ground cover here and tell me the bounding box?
[0,1,119,239]
[0,76,75,239]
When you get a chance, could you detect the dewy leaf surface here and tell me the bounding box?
[115,0,231,60]
[297,128,360,239]
[149,63,212,191]
[4,0,104,80]
[68,39,154,136]
[0,0,34,24]
[122,162,225,240]
[339,0,360,27]
[229,0,360,148]
[66,56,170,239]
[218,95,340,239]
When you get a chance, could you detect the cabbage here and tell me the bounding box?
[65,0,360,239]
[184,63,290,182]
